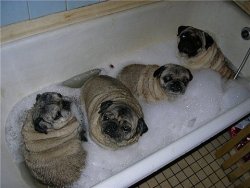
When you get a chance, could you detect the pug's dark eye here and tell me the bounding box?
[181,34,186,38]
[54,111,61,120]
[103,115,109,121]
[163,76,172,83]
[122,125,131,133]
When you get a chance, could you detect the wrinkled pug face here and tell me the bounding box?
[98,100,148,145]
[32,92,72,134]
[177,26,214,57]
[153,64,193,96]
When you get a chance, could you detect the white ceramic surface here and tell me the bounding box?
[1,1,250,187]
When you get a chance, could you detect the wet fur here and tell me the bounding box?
[177,26,236,79]
[117,64,193,103]
[80,75,148,149]
[22,92,86,187]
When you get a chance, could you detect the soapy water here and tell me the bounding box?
[5,39,250,187]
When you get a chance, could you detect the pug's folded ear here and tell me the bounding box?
[36,94,41,102]
[98,100,113,114]
[188,69,193,81]
[137,118,148,136]
[204,32,214,49]
[177,25,189,36]
[153,66,166,79]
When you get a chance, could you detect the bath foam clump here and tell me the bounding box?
[5,40,250,187]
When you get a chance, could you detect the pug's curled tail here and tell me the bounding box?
[62,68,102,88]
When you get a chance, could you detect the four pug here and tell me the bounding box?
[117,64,193,103]
[22,92,86,187]
[20,25,234,185]
[81,75,148,149]
[177,25,236,79]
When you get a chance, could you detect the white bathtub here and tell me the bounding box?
[1,1,250,187]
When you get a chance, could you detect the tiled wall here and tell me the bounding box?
[1,0,103,27]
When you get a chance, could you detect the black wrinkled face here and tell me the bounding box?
[98,102,147,143]
[177,26,214,58]
[101,105,136,142]
[154,64,193,96]
[32,92,72,134]
[178,30,203,57]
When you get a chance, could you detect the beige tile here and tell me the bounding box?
[178,159,188,169]
[192,151,202,161]
[203,165,213,176]
[153,186,161,188]
[154,173,166,184]
[222,131,230,140]
[221,176,231,187]
[189,174,200,185]
[215,169,226,179]
[197,158,208,168]
[147,177,158,188]
[160,180,171,188]
[224,167,232,174]
[183,167,194,177]
[181,179,192,188]
[211,151,216,160]
[202,177,213,188]
[195,182,205,188]
[175,184,183,188]
[217,135,227,144]
[185,155,195,165]
[214,181,224,188]
[162,168,173,179]
[198,147,208,156]
[196,170,207,181]
[171,163,181,174]
[191,162,201,172]
[211,139,221,148]
[205,143,214,152]
[176,171,187,182]
[216,157,224,166]
[209,173,219,184]
[204,154,214,164]
[210,161,220,171]
[168,175,179,187]
[139,182,150,188]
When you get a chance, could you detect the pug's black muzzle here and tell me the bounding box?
[103,122,120,139]
[178,40,198,57]
[167,81,185,94]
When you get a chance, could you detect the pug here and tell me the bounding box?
[117,64,193,103]
[177,25,236,79]
[80,75,148,149]
[21,92,86,187]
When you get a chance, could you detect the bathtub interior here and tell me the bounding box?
[1,1,250,188]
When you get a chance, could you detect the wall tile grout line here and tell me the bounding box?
[26,1,31,20]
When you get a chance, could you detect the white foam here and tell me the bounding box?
[5,39,250,187]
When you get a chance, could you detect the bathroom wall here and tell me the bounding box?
[1,0,104,26]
